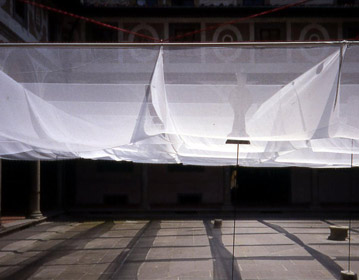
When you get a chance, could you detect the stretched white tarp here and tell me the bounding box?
[0,42,359,167]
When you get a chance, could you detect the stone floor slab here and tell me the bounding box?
[0,218,357,280]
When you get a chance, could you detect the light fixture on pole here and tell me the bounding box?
[226,138,250,280]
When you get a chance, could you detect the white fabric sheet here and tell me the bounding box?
[0,43,358,167]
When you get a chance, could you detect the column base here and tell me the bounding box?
[28,212,44,219]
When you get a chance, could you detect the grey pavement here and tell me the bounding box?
[0,211,63,238]
[0,218,357,279]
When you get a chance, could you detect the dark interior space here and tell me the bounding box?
[103,194,129,206]
[2,160,31,216]
[234,167,291,207]
[63,160,77,211]
[177,193,202,206]
[40,161,60,211]
[1,160,358,215]
[96,160,134,174]
[1,159,81,216]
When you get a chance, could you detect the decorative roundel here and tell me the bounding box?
[29,5,45,40]
[308,33,320,41]
[213,25,243,62]
[299,23,330,41]
[299,24,330,61]
[129,24,159,62]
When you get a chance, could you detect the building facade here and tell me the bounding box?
[1,0,359,216]
[0,0,48,42]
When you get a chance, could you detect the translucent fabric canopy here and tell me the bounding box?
[0,42,359,167]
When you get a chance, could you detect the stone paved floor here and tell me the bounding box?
[0,216,26,224]
[0,218,357,280]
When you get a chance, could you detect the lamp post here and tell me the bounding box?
[225,139,250,280]
[341,142,357,280]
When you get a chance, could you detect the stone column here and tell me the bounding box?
[28,160,43,219]
[141,164,149,210]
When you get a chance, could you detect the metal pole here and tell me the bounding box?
[348,141,354,272]
[0,159,2,227]
[348,217,352,272]
[226,139,250,280]
[231,143,239,280]
[0,41,357,48]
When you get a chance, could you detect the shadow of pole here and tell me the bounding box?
[259,220,343,279]
[204,220,242,280]
[0,221,115,280]
[100,220,160,280]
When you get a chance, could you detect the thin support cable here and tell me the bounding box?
[348,216,352,271]
[19,0,310,43]
[18,0,160,42]
[231,143,239,280]
[348,139,354,272]
[163,0,311,42]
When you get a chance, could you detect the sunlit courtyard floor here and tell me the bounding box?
[0,217,357,279]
